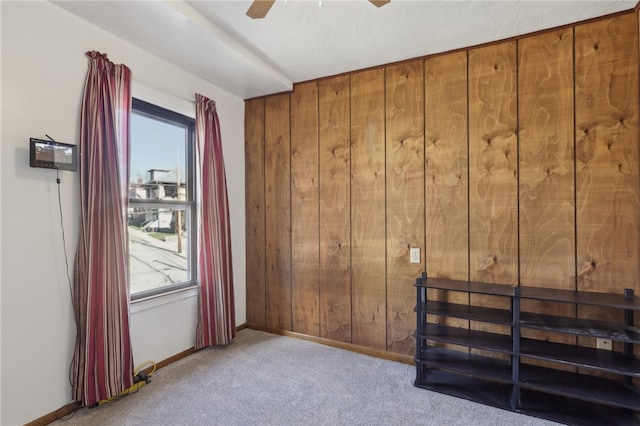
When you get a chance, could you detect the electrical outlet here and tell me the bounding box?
[410,247,420,264]
[596,338,612,350]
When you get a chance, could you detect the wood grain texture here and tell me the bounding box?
[425,52,470,332]
[425,52,469,281]
[351,69,387,350]
[468,42,518,350]
[575,14,640,356]
[244,11,640,362]
[518,29,577,355]
[245,98,266,326]
[385,60,425,355]
[319,76,352,342]
[518,29,575,291]
[291,82,320,336]
[265,93,292,330]
[575,14,640,296]
[468,41,518,286]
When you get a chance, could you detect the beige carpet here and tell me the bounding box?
[52,329,559,426]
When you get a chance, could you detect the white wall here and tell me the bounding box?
[0,2,246,424]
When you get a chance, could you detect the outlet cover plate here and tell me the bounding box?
[410,247,420,264]
[596,338,612,350]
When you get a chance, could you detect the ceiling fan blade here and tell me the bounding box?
[246,0,276,19]
[369,0,390,7]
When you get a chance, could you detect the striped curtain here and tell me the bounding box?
[195,94,236,349]
[72,51,134,406]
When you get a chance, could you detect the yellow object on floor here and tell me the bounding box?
[98,360,156,405]
[98,381,147,405]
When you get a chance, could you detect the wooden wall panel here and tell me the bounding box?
[575,14,640,347]
[518,29,576,359]
[245,98,266,326]
[468,41,518,286]
[425,52,469,279]
[319,76,352,342]
[468,42,518,347]
[245,10,640,361]
[386,60,425,355]
[265,94,292,330]
[519,29,575,291]
[425,51,469,333]
[291,82,320,336]
[351,69,386,350]
[575,14,640,295]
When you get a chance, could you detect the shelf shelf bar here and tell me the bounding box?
[520,338,640,377]
[520,364,640,411]
[416,324,513,354]
[417,276,516,297]
[414,369,514,412]
[415,346,513,384]
[520,312,640,344]
[417,276,640,310]
[519,286,640,310]
[418,301,513,325]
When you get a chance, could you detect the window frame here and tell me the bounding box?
[128,98,197,301]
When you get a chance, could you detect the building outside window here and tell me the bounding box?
[128,98,196,300]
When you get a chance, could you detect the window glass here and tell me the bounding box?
[130,113,187,201]
[128,99,196,299]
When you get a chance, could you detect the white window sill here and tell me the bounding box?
[130,285,198,314]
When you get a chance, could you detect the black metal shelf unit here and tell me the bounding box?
[414,272,640,426]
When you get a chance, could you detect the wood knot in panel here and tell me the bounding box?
[593,42,599,52]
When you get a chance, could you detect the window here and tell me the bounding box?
[128,98,196,300]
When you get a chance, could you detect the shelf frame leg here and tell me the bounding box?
[624,288,634,385]
[511,286,521,410]
[415,273,428,385]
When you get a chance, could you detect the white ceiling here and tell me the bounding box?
[53,0,637,99]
